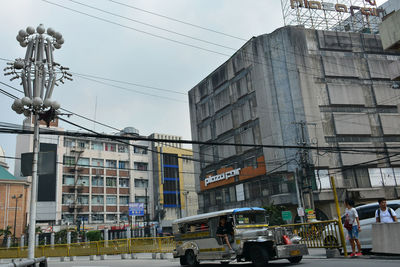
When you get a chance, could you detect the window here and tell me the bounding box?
[62,214,74,223]
[120,214,129,222]
[77,157,89,167]
[216,191,222,205]
[163,153,178,165]
[64,138,75,148]
[106,214,117,222]
[92,158,104,167]
[62,194,74,204]
[92,214,103,222]
[63,175,74,185]
[63,156,75,165]
[105,143,116,152]
[119,178,129,188]
[224,188,230,203]
[77,195,89,205]
[92,195,104,205]
[106,196,117,205]
[134,162,148,171]
[134,146,148,154]
[91,142,103,151]
[119,161,128,169]
[119,196,129,205]
[77,176,89,186]
[77,140,89,148]
[92,176,104,186]
[106,177,117,187]
[208,191,215,206]
[118,145,128,153]
[357,205,379,220]
[106,160,117,169]
[135,196,148,203]
[135,179,148,188]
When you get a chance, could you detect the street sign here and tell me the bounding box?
[129,202,144,216]
[281,211,292,221]
[305,209,316,220]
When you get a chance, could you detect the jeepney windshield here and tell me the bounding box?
[235,212,268,225]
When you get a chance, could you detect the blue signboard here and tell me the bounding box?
[129,202,144,216]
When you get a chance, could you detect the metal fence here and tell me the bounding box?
[275,220,342,249]
[0,221,343,259]
[0,236,175,259]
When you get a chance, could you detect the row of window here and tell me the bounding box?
[63,176,148,188]
[62,213,130,223]
[200,176,295,208]
[62,194,149,205]
[64,139,148,155]
[63,156,147,170]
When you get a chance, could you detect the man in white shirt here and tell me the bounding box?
[376,198,398,223]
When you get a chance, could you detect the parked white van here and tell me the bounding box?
[322,199,400,252]
[173,207,308,266]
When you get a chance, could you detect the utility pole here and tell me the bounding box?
[293,120,316,212]
[294,169,304,223]
[182,191,189,217]
[12,194,23,242]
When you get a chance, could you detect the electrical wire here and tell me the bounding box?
[108,0,247,41]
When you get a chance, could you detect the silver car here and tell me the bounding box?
[323,200,400,252]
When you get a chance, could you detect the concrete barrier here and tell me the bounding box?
[90,255,96,261]
[372,222,400,254]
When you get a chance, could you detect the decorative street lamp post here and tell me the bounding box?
[3,24,72,259]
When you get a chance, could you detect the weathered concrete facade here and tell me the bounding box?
[188,26,400,220]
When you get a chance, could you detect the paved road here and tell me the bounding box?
[38,257,400,267]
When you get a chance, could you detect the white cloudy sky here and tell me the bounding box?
[0,0,388,173]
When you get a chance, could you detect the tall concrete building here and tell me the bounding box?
[188,25,400,220]
[150,133,198,233]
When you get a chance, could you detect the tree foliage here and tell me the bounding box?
[263,204,287,226]
[86,230,103,241]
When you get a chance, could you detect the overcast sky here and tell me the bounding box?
[0,0,387,173]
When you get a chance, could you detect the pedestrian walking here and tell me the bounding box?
[344,198,362,257]
[376,198,398,223]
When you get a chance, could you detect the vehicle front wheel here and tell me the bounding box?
[249,245,269,267]
[185,250,199,267]
[288,256,302,264]
[180,256,187,266]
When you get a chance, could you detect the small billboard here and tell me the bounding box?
[129,202,144,216]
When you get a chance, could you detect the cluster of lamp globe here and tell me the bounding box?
[9,24,70,117]
[11,95,60,117]
[16,24,64,49]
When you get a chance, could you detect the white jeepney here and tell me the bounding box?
[172,207,308,266]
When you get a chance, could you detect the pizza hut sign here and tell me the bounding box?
[290,0,384,17]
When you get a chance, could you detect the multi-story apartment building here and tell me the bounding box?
[188,25,400,220]
[15,121,153,228]
[150,133,198,233]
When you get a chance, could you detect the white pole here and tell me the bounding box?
[295,168,304,223]
[28,114,39,259]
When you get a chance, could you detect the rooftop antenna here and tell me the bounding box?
[93,96,97,131]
